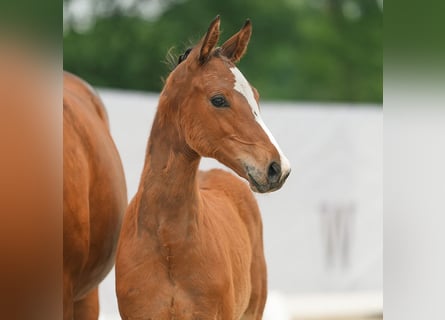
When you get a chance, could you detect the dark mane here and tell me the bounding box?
[177,47,192,65]
[164,45,226,74]
[164,44,196,71]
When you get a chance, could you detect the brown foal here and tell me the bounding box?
[116,16,290,320]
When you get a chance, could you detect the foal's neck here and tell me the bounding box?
[138,94,201,236]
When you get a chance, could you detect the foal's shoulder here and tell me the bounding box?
[198,169,262,230]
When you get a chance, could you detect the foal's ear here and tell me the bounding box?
[221,19,252,63]
[199,15,221,64]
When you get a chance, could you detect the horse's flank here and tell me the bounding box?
[63,72,127,319]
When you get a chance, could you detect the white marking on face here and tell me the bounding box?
[230,67,291,174]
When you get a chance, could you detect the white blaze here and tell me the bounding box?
[230,67,291,173]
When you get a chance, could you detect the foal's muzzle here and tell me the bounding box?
[246,161,291,193]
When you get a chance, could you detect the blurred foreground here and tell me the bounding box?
[0,35,61,319]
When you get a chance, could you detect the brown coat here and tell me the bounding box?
[116,17,290,320]
[63,72,127,319]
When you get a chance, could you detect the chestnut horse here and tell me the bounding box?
[63,72,127,319]
[116,16,290,319]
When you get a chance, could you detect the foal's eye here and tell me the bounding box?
[210,95,229,108]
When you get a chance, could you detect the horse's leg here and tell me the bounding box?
[64,272,74,320]
[241,250,267,320]
[73,287,100,320]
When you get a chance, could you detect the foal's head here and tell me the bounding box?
[162,16,290,193]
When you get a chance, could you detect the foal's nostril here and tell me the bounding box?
[267,161,281,184]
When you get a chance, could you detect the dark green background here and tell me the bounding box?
[64,0,382,103]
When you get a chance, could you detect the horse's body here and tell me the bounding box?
[63,72,127,319]
[116,17,290,320]
[118,168,266,319]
